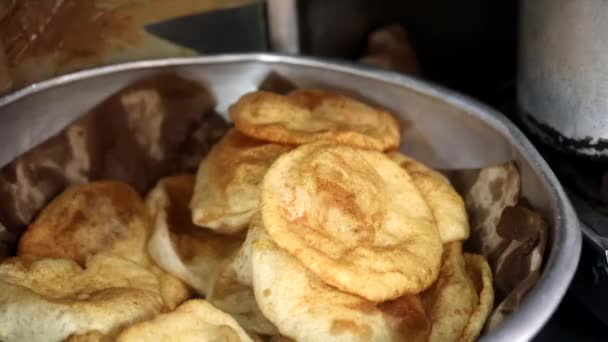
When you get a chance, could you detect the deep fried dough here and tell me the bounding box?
[388,152,469,243]
[206,214,278,335]
[261,141,442,301]
[17,181,150,265]
[17,180,190,310]
[421,243,478,342]
[116,299,253,342]
[250,222,431,342]
[147,174,243,295]
[190,129,291,233]
[460,254,494,342]
[0,254,164,342]
[229,90,400,151]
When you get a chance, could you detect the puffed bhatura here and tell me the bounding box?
[190,129,292,234]
[116,299,254,342]
[388,152,469,243]
[0,254,164,342]
[16,181,190,310]
[206,222,279,335]
[260,141,443,301]
[147,174,276,335]
[147,174,243,296]
[460,254,494,342]
[250,218,431,342]
[229,90,400,151]
[0,87,499,342]
[17,181,151,265]
[421,243,481,342]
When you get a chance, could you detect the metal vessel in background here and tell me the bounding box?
[519,0,608,158]
[518,0,608,333]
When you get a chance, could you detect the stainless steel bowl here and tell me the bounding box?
[0,54,581,342]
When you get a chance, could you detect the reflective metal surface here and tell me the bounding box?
[519,0,608,158]
[0,54,581,342]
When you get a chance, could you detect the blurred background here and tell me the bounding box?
[0,0,516,108]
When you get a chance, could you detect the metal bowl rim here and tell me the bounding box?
[0,53,582,342]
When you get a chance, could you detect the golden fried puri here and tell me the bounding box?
[17,181,150,265]
[190,129,292,233]
[229,90,400,151]
[17,180,190,310]
[388,152,469,243]
[421,243,479,342]
[116,299,253,342]
[152,265,191,311]
[0,81,504,342]
[461,254,494,342]
[261,141,443,301]
[420,243,494,342]
[249,221,431,342]
[0,254,164,342]
[146,174,243,296]
[206,217,278,335]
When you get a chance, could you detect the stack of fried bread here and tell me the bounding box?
[0,89,494,342]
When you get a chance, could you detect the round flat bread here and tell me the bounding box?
[229,90,400,151]
[388,152,469,243]
[460,254,494,342]
[206,215,278,335]
[421,243,479,342]
[261,141,442,301]
[146,175,243,296]
[249,222,431,342]
[190,129,291,233]
[116,299,253,342]
[0,254,164,342]
[17,181,150,265]
[17,180,190,310]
